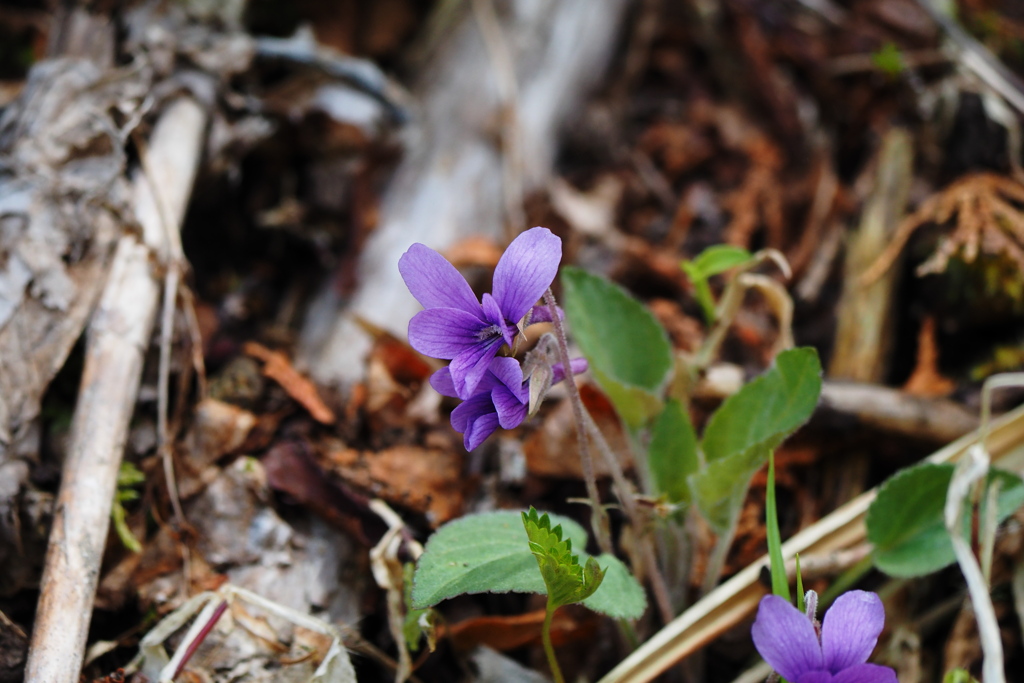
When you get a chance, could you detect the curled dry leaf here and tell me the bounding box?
[243,342,336,424]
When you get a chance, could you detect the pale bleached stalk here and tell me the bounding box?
[25,97,206,681]
[544,288,611,554]
[945,445,1005,683]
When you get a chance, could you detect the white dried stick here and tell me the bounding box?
[24,96,206,681]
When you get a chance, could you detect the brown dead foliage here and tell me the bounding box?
[244,342,336,424]
[326,444,464,526]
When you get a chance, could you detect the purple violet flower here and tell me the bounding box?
[399,227,562,398]
[431,355,588,451]
[752,591,897,683]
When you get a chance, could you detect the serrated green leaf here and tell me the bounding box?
[561,267,673,429]
[411,510,645,619]
[867,462,1024,577]
[692,348,822,532]
[688,245,755,279]
[649,399,699,504]
[523,508,606,610]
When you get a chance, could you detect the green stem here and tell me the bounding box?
[541,603,565,683]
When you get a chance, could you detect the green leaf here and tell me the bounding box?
[702,348,822,462]
[582,554,647,619]
[523,508,606,610]
[561,267,673,428]
[867,462,1024,577]
[648,399,699,504]
[691,348,822,532]
[682,246,755,323]
[688,450,761,533]
[688,245,755,279]
[411,510,646,619]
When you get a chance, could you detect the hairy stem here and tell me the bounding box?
[581,411,674,623]
[700,507,741,596]
[542,604,565,683]
[544,287,675,622]
[545,288,612,554]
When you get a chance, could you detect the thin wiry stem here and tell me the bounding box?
[581,411,674,623]
[545,287,674,622]
[545,288,612,554]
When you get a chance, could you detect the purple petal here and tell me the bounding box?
[831,664,897,683]
[451,394,500,450]
[821,591,885,673]
[492,385,528,429]
[451,392,495,431]
[529,303,563,324]
[492,227,562,323]
[795,673,833,683]
[399,244,482,314]
[488,357,529,401]
[552,358,588,384]
[408,308,488,359]
[450,337,506,397]
[429,367,459,398]
[752,595,824,681]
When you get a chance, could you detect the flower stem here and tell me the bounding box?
[541,603,565,683]
[544,288,612,554]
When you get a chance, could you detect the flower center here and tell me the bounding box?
[477,324,504,341]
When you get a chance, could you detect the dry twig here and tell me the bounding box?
[25,97,206,681]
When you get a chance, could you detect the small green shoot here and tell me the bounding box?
[765,451,790,602]
[112,461,146,553]
[680,245,754,323]
[795,555,805,614]
[871,42,905,77]
[523,507,606,683]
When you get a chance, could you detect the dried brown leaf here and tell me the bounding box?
[243,342,336,424]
